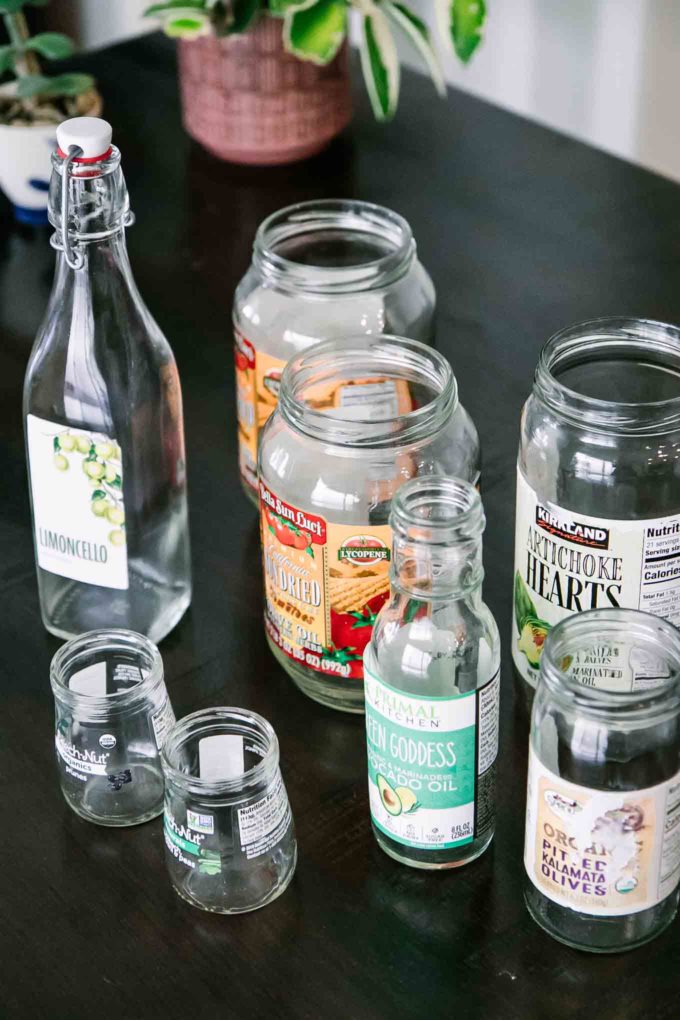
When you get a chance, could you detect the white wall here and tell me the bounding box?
[66,0,680,182]
[396,0,680,182]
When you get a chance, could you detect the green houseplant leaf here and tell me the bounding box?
[383,0,445,97]
[0,1,29,13]
[144,1,204,13]
[16,71,94,98]
[359,1,400,121]
[0,43,14,74]
[269,0,308,15]
[222,0,260,35]
[437,0,486,63]
[24,32,75,60]
[284,0,347,66]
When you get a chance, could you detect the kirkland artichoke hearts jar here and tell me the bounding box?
[514,317,680,690]
[524,609,680,952]
[234,199,435,503]
[258,335,480,713]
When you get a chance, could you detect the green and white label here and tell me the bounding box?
[26,415,128,590]
[364,661,500,851]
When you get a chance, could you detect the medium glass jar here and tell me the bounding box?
[513,317,680,690]
[51,629,174,826]
[258,334,480,713]
[524,609,680,953]
[364,476,500,869]
[162,708,297,914]
[233,199,435,502]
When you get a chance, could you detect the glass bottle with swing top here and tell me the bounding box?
[23,117,191,642]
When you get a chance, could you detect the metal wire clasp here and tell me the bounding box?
[61,144,85,271]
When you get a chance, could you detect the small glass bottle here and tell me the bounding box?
[23,117,191,642]
[364,476,500,869]
[51,628,174,826]
[524,609,680,952]
[162,708,297,914]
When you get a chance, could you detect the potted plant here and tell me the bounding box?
[0,0,100,223]
[145,0,485,165]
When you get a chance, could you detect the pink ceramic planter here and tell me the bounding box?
[177,15,352,166]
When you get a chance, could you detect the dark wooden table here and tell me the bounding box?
[1,33,679,1020]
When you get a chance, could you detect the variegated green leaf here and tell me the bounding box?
[436,0,486,63]
[359,3,400,121]
[269,0,309,16]
[384,0,444,97]
[284,0,347,66]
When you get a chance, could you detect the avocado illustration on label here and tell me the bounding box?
[395,786,419,814]
[514,572,550,668]
[377,774,402,816]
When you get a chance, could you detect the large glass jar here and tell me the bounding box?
[258,335,480,714]
[513,317,680,690]
[233,199,435,502]
[524,608,680,953]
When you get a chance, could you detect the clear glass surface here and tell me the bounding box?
[51,629,171,827]
[23,146,191,642]
[162,708,297,914]
[234,199,436,504]
[516,317,680,692]
[525,609,680,952]
[259,336,481,713]
[367,477,500,868]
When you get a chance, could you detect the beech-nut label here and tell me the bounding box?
[27,415,128,590]
[524,746,680,916]
[364,660,500,851]
[513,467,680,686]
[234,330,284,495]
[260,481,391,680]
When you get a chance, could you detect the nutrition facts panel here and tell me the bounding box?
[639,518,680,623]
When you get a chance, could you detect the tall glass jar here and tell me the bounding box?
[258,335,480,713]
[364,476,500,869]
[233,199,435,502]
[524,609,680,953]
[513,317,680,690]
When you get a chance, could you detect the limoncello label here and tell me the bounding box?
[364,657,500,851]
[27,415,128,590]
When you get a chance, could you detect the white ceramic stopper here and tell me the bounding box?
[56,117,112,159]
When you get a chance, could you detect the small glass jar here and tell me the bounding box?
[513,317,680,691]
[51,629,174,826]
[234,199,435,502]
[161,708,297,914]
[524,609,680,953]
[364,476,500,869]
[258,334,480,713]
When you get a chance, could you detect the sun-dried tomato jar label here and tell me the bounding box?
[260,480,392,680]
[234,331,284,495]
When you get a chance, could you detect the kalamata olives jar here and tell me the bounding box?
[258,334,480,713]
[233,199,435,503]
[513,317,680,691]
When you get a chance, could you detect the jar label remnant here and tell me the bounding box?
[237,774,292,861]
[26,414,128,590]
[512,468,680,687]
[524,746,680,916]
[260,481,392,681]
[234,331,283,496]
[364,663,500,851]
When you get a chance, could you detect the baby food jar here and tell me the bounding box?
[513,317,680,690]
[51,629,174,826]
[258,334,480,713]
[162,707,297,914]
[524,609,680,953]
[234,199,435,502]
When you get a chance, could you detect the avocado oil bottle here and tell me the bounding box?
[363,476,500,868]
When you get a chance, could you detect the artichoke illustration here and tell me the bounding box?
[514,572,550,668]
[52,430,125,547]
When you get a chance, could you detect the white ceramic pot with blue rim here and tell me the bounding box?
[0,84,56,224]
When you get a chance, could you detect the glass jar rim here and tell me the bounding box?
[253,199,416,295]
[161,707,280,796]
[277,334,457,448]
[50,628,164,712]
[535,316,680,434]
[539,609,680,719]
[390,474,485,544]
